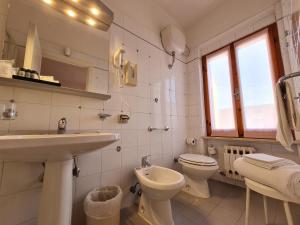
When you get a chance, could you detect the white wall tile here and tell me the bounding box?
[14,88,52,105]
[121,130,138,148]
[51,93,81,107]
[101,169,121,186]
[76,151,101,177]
[0,85,14,101]
[80,97,104,110]
[122,147,138,169]
[0,162,42,196]
[103,93,123,111]
[0,118,9,134]
[0,188,41,225]
[101,149,121,172]
[79,108,102,131]
[9,103,50,131]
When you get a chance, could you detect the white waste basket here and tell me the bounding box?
[84,186,123,225]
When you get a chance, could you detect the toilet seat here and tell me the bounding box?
[179,154,217,166]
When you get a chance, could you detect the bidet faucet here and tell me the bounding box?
[57,117,67,134]
[142,155,151,168]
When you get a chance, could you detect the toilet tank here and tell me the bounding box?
[161,25,186,54]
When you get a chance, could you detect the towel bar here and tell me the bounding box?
[148,126,169,132]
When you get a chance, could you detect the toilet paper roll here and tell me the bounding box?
[186,138,196,145]
[208,146,217,155]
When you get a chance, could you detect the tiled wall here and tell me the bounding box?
[0,13,189,225]
[185,1,300,185]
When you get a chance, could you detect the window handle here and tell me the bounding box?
[233,88,240,100]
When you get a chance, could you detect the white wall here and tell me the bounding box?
[185,0,278,48]
[0,2,189,225]
[102,0,183,34]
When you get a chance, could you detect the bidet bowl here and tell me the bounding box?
[135,166,185,200]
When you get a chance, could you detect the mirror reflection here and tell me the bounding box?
[1,0,110,94]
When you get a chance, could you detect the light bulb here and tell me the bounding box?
[66,9,77,18]
[86,18,96,26]
[43,0,53,5]
[90,7,100,16]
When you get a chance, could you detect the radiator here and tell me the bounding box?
[223,145,256,181]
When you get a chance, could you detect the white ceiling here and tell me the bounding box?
[153,0,226,28]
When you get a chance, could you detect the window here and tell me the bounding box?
[202,23,284,139]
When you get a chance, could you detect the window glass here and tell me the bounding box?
[207,49,236,131]
[235,31,277,131]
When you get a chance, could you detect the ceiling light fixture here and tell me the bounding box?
[41,0,113,31]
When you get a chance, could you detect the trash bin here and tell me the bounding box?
[84,186,123,225]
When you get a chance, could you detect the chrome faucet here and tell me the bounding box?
[57,117,67,134]
[142,155,151,168]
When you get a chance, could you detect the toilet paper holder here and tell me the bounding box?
[186,137,197,145]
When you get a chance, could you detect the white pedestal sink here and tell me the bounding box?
[0,132,120,225]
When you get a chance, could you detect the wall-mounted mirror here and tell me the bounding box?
[1,0,110,95]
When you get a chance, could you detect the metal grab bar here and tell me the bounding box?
[148,126,169,132]
[278,72,300,103]
[278,71,300,86]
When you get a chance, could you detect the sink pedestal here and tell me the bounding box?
[37,160,73,225]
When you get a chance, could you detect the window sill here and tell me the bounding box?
[202,136,279,143]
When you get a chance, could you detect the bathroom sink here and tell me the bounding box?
[0,131,120,225]
[0,132,120,161]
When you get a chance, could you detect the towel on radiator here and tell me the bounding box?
[234,157,300,200]
[244,153,295,169]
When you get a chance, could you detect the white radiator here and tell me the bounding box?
[223,145,256,181]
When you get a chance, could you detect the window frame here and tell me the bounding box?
[202,23,284,139]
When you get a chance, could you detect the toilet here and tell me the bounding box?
[178,153,219,198]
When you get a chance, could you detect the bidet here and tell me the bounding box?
[135,166,185,225]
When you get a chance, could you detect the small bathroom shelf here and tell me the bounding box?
[0,77,111,100]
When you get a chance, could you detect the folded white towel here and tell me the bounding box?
[244,153,295,169]
[234,157,300,200]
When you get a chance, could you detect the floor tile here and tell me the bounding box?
[120,180,300,225]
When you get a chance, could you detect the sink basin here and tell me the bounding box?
[135,166,185,225]
[0,131,120,225]
[0,132,120,161]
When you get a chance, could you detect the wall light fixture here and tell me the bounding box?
[41,0,113,31]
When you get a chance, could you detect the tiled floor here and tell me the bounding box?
[120,180,300,225]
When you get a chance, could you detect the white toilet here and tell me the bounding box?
[178,153,219,198]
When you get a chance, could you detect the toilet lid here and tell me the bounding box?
[179,154,217,166]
